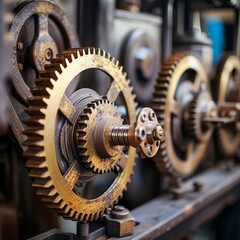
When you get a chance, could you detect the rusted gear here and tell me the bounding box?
[77,99,123,174]
[213,54,240,156]
[188,91,217,142]
[24,48,137,222]
[152,52,210,178]
[10,0,80,106]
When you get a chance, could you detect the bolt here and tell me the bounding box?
[113,205,125,212]
[149,111,155,121]
[17,42,23,50]
[111,205,130,219]
[193,181,203,192]
[45,48,53,61]
[147,145,152,155]
[136,127,146,142]
[18,63,24,70]
[140,111,147,122]
[153,125,164,140]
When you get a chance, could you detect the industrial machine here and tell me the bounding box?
[0,0,240,239]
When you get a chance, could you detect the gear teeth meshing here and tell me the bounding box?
[23,47,136,222]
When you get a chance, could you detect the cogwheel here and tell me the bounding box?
[188,91,216,143]
[152,52,210,179]
[23,47,137,222]
[76,99,123,174]
[213,54,240,157]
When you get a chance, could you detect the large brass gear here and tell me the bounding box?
[77,99,123,174]
[24,48,137,222]
[213,54,240,156]
[152,52,210,178]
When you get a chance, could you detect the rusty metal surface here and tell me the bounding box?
[108,164,240,240]
[105,205,135,237]
[29,164,240,240]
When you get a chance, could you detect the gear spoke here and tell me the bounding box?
[59,94,76,124]
[117,155,128,172]
[193,72,203,90]
[106,81,120,102]
[36,14,49,36]
[63,160,80,190]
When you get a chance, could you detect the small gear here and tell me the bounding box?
[77,99,123,174]
[188,91,217,142]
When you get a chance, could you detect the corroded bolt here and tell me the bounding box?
[108,108,163,158]
[149,110,155,121]
[140,111,147,122]
[18,63,24,71]
[113,205,125,212]
[153,124,164,140]
[136,127,146,142]
[17,42,23,50]
[45,48,53,61]
[147,145,153,155]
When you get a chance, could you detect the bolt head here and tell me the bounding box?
[149,111,156,121]
[147,145,153,155]
[140,112,147,122]
[136,127,146,142]
[17,42,23,50]
[153,124,163,140]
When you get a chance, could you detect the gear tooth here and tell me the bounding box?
[65,58,70,66]
[37,187,57,196]
[71,53,75,62]
[87,48,91,55]
[29,168,49,178]
[97,48,101,55]
[46,200,66,210]
[22,138,44,147]
[24,148,45,158]
[55,70,61,79]
[32,177,52,188]
[102,50,106,57]
[25,107,45,117]
[50,78,56,86]
[25,159,46,168]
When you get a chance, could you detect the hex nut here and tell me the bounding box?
[105,210,135,237]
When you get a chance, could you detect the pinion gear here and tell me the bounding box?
[76,99,123,174]
[24,48,137,222]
